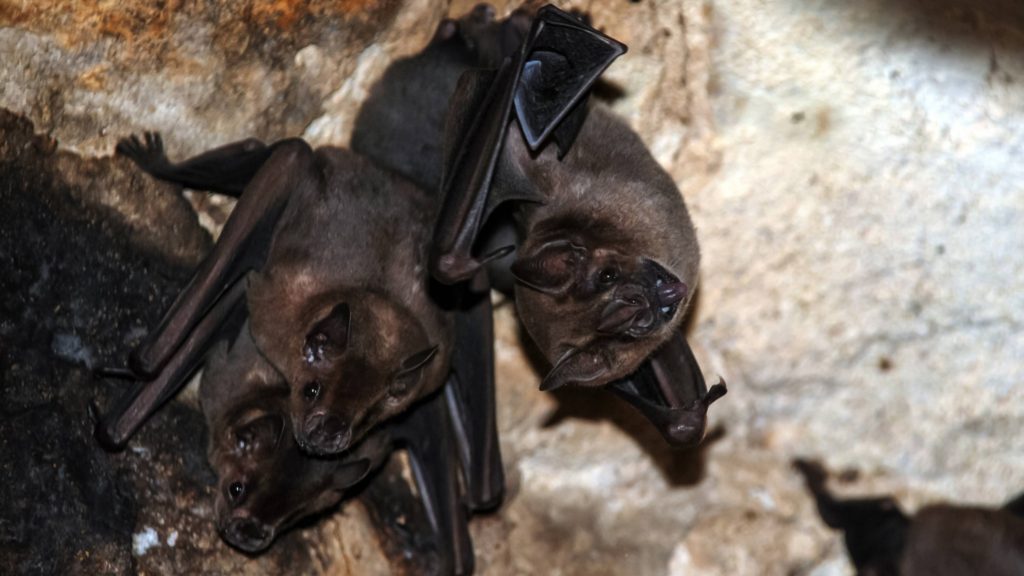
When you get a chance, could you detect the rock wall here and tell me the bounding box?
[3,0,1023,574]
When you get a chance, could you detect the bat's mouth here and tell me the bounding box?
[221,517,276,553]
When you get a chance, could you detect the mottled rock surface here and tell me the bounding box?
[3,0,1024,574]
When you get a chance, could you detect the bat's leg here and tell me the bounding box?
[130,138,314,377]
[608,330,727,448]
[116,131,277,197]
[793,459,908,574]
[446,272,505,511]
[94,275,248,450]
[394,391,474,575]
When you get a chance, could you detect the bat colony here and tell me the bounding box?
[92,5,726,573]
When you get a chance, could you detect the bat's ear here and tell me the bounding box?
[511,240,587,295]
[233,413,286,457]
[391,345,440,397]
[332,458,373,490]
[304,303,350,364]
[540,349,609,392]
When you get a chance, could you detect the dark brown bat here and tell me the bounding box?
[96,132,504,511]
[201,321,475,573]
[389,5,725,447]
[794,458,1024,576]
[199,323,383,552]
[95,135,452,457]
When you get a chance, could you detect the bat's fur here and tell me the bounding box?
[242,144,453,456]
[200,323,387,553]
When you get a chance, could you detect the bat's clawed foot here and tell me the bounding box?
[90,400,128,452]
[115,131,170,172]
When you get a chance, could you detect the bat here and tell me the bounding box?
[96,130,504,509]
[200,320,475,574]
[406,5,724,447]
[95,134,453,459]
[794,459,1024,576]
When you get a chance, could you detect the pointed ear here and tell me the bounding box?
[233,413,285,458]
[398,345,439,375]
[332,458,373,490]
[304,303,350,364]
[540,349,609,392]
[391,345,439,397]
[511,240,587,295]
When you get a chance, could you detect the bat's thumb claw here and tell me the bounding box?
[538,375,566,392]
[704,380,727,405]
[87,400,102,425]
[93,365,136,380]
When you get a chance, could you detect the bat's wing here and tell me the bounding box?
[127,138,315,377]
[445,273,505,511]
[94,276,248,450]
[116,132,278,197]
[393,390,474,576]
[793,459,908,576]
[431,6,626,285]
[608,330,727,448]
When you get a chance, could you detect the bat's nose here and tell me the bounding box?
[302,412,351,455]
[222,517,274,552]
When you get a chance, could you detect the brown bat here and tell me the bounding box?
[355,4,725,447]
[95,134,504,510]
[794,458,1024,576]
[94,135,452,457]
[200,321,474,573]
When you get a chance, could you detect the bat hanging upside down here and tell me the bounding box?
[353,4,726,448]
[199,318,475,573]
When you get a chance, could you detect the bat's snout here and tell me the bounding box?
[222,517,275,553]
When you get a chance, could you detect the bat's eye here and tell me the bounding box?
[303,381,321,402]
[597,267,619,285]
[228,481,246,504]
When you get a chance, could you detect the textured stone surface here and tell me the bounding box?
[3,0,1024,574]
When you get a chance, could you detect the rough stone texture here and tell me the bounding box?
[3,0,1024,574]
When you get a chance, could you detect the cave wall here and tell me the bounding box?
[2,0,1023,574]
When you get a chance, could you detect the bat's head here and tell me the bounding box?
[210,423,378,554]
[512,234,692,391]
[201,332,382,553]
[251,288,447,457]
[503,106,700,391]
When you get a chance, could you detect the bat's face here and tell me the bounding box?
[209,407,375,553]
[201,338,377,553]
[512,236,690,391]
[250,289,445,457]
